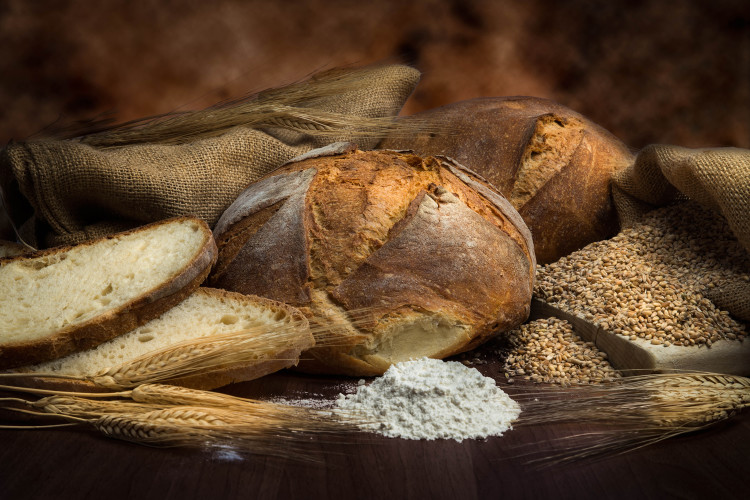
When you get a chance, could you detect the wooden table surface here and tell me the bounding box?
[2,355,748,500]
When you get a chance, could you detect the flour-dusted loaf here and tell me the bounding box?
[17,288,313,391]
[210,145,535,376]
[0,217,217,369]
[378,97,635,264]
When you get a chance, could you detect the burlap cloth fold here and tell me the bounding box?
[0,64,420,248]
[613,144,750,320]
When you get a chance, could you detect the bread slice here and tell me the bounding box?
[16,288,314,391]
[0,217,217,369]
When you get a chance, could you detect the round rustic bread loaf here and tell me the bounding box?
[209,144,535,376]
[378,97,635,264]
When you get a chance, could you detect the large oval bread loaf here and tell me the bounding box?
[0,217,217,369]
[378,97,635,264]
[209,145,535,376]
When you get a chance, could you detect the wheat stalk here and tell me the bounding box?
[508,371,750,465]
[0,381,362,460]
[0,307,377,391]
[126,383,345,433]
[129,383,314,413]
[90,406,329,459]
[70,65,435,148]
[3,369,747,462]
[1,319,313,390]
[514,372,750,427]
[96,321,315,388]
[90,309,388,390]
[2,393,166,419]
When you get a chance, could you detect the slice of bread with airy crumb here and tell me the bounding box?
[0,217,217,369]
[17,287,314,391]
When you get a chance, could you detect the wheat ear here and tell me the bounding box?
[90,406,322,460]
[509,371,750,465]
[0,318,309,388]
[0,384,363,461]
[0,311,376,390]
[88,322,309,389]
[74,65,436,148]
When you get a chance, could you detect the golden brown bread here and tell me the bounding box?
[377,97,635,264]
[210,145,535,376]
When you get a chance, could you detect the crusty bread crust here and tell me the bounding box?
[0,217,217,369]
[211,148,534,376]
[377,97,635,264]
[324,187,532,374]
[211,170,315,305]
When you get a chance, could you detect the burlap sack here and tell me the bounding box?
[613,144,750,320]
[0,65,420,248]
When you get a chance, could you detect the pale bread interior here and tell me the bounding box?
[355,313,471,369]
[25,288,299,377]
[0,219,208,345]
[509,114,584,208]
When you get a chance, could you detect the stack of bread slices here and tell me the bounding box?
[0,217,314,391]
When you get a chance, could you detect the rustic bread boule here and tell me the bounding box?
[210,145,535,376]
[377,97,635,264]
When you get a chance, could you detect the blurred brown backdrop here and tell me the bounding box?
[1,0,748,149]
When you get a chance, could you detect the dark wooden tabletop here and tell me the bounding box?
[2,357,748,500]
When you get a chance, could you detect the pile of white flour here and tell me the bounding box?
[334,357,520,441]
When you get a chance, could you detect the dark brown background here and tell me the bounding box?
[1,0,748,149]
